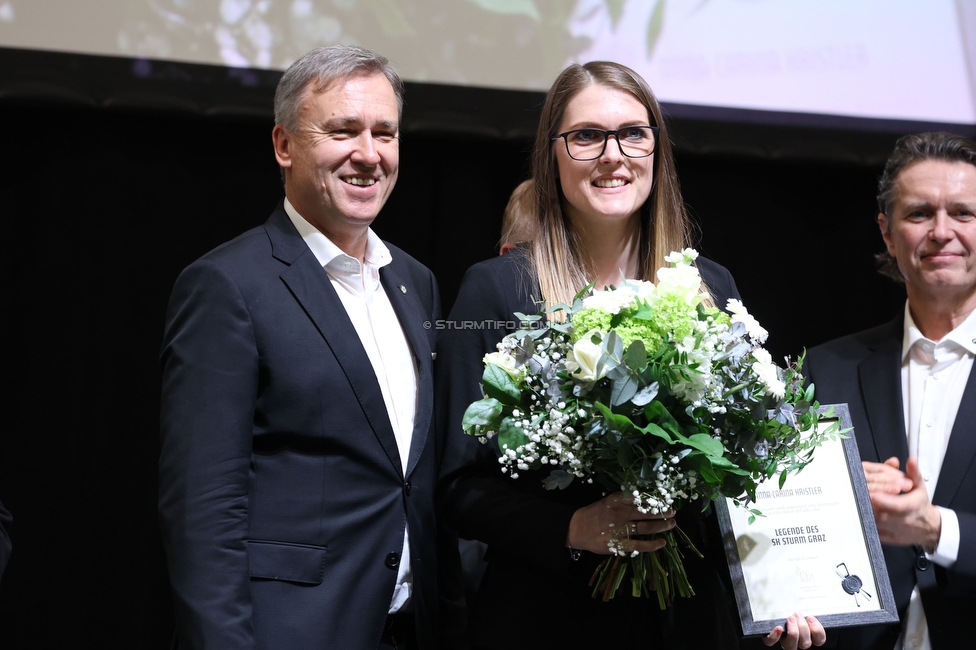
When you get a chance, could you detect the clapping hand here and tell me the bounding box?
[866,457,942,551]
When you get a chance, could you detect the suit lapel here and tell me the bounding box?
[265,207,404,477]
[858,317,909,464]
[932,367,976,507]
[380,266,433,478]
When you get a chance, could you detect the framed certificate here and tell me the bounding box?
[714,404,899,635]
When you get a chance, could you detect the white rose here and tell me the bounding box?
[751,348,785,400]
[655,264,705,304]
[624,279,657,303]
[565,330,606,381]
[484,351,520,379]
[582,285,637,314]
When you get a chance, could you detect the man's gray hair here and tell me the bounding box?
[875,131,976,281]
[273,45,404,132]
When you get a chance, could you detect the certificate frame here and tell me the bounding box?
[713,404,899,636]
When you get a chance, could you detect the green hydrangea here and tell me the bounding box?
[571,308,613,342]
[647,294,697,343]
[572,298,732,358]
[614,318,665,354]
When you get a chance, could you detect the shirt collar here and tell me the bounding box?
[902,300,976,361]
[283,198,392,272]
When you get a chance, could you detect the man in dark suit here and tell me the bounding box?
[159,45,444,649]
[805,131,976,650]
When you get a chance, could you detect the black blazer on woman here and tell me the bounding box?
[436,248,744,649]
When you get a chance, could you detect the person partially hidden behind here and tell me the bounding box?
[498,179,536,255]
[806,131,976,650]
[159,46,445,649]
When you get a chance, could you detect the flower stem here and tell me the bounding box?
[588,524,701,608]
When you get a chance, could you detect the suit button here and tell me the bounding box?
[916,556,930,571]
[385,552,400,569]
[404,481,412,495]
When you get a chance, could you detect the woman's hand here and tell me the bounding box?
[762,613,826,650]
[566,491,676,555]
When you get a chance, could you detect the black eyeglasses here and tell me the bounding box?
[551,126,659,161]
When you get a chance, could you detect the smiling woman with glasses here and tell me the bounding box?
[436,60,825,650]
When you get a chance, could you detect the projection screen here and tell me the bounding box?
[0,0,973,126]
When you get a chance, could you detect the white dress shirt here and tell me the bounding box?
[285,199,419,613]
[896,302,976,650]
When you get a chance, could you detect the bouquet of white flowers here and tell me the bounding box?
[462,249,834,607]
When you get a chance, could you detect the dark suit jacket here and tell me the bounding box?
[159,202,442,649]
[436,248,744,649]
[805,314,976,649]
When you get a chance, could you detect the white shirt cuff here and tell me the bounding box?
[928,506,959,566]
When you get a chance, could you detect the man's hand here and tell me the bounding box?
[763,613,826,650]
[869,456,942,552]
[862,456,914,495]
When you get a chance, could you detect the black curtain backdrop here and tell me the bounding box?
[0,48,952,648]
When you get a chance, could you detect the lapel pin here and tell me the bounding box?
[399,285,407,294]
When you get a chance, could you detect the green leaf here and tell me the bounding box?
[497,418,530,452]
[644,400,680,435]
[697,461,719,484]
[572,283,596,303]
[684,433,724,457]
[482,363,521,405]
[461,398,502,434]
[646,0,667,59]
[710,457,749,475]
[594,401,637,434]
[624,339,648,371]
[461,0,541,21]
[603,330,624,361]
[641,421,674,443]
[804,382,815,403]
[610,372,639,406]
[631,298,654,320]
[549,328,569,342]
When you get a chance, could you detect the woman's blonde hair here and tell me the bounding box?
[528,61,697,312]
